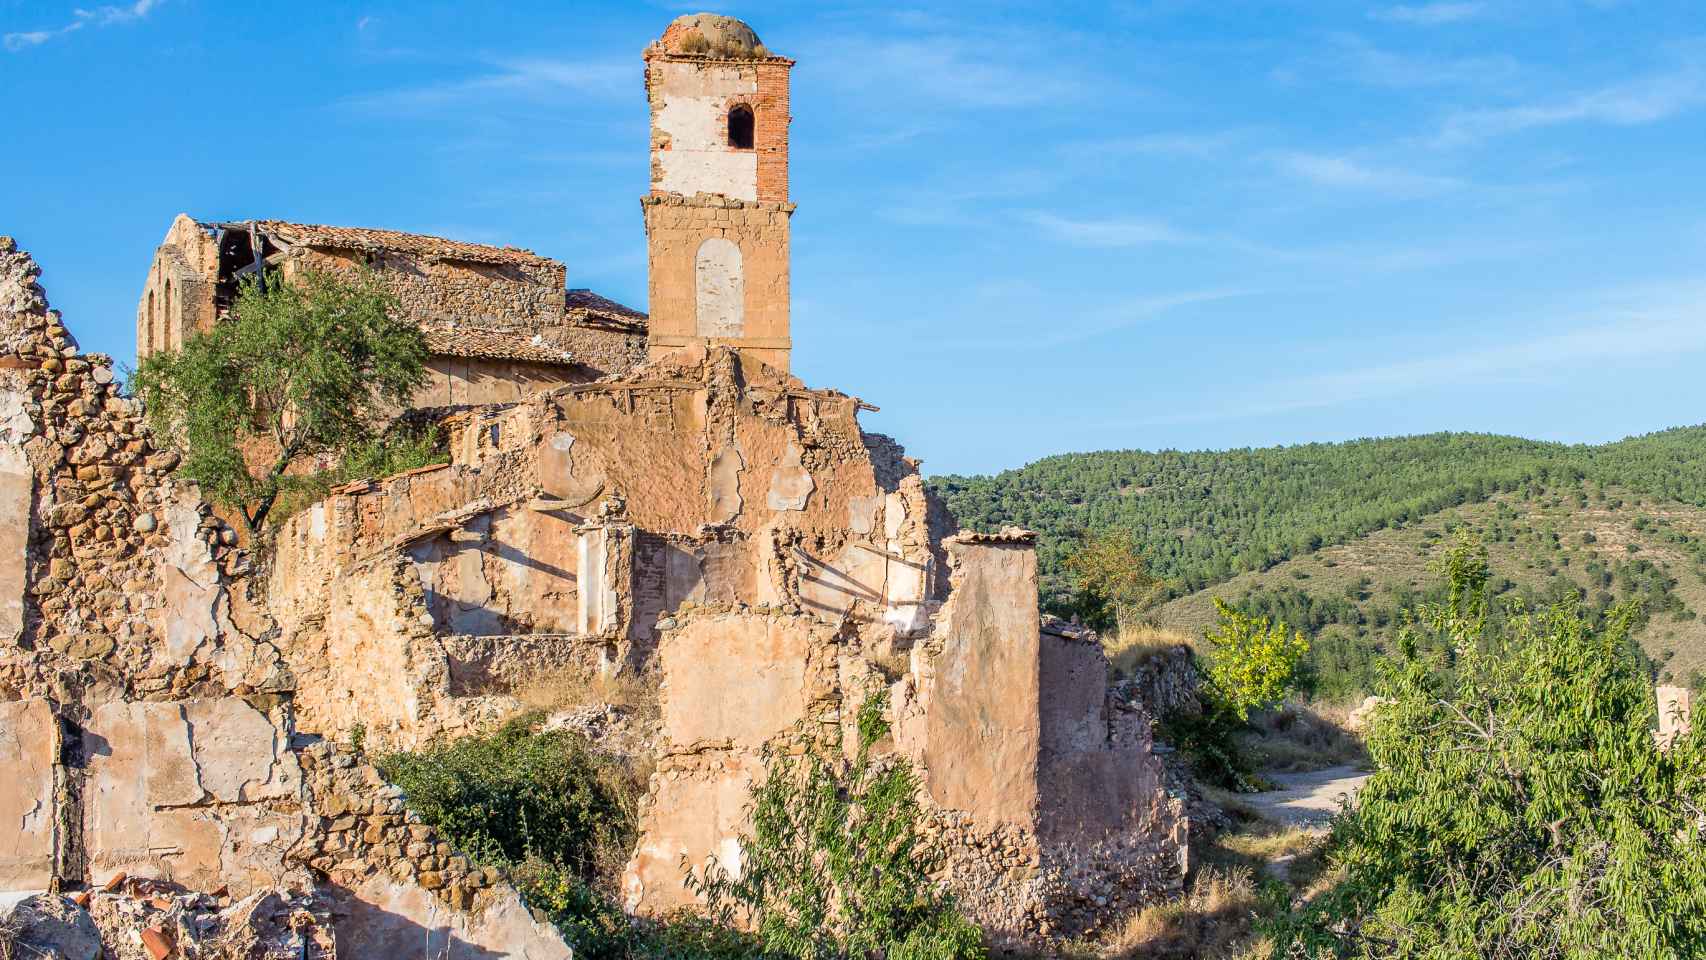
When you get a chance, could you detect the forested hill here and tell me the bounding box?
[928,427,1706,604]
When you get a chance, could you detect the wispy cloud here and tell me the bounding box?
[1069,131,1242,157]
[1370,3,1486,26]
[924,288,1260,350]
[1143,283,1706,424]
[5,0,162,51]
[1433,62,1706,146]
[1275,151,1463,194]
[1026,212,1200,248]
[344,58,631,112]
[797,15,1100,111]
[1332,33,1520,89]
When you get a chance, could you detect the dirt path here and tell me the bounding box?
[1243,765,1370,830]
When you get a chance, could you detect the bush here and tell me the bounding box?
[689,690,987,960]
[378,716,646,960]
[1269,534,1706,958]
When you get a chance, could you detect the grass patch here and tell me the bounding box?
[1235,700,1368,773]
[1104,623,1195,678]
[513,666,660,727]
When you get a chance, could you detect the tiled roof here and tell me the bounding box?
[421,325,579,366]
[212,220,558,269]
[565,288,648,328]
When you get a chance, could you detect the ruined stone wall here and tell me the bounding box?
[0,237,572,958]
[281,246,568,335]
[136,215,217,359]
[886,535,1188,942]
[557,316,650,378]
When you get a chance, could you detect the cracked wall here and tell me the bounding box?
[0,237,573,960]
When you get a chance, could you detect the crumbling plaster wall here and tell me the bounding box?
[647,59,762,201]
[417,355,592,408]
[0,237,573,959]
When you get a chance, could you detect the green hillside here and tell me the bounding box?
[1149,485,1706,697]
[929,427,1706,697]
[929,426,1706,605]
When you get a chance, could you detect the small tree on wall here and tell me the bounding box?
[130,268,427,532]
[1065,529,1167,632]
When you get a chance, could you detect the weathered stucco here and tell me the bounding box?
[1,13,1187,951]
[0,237,574,959]
[0,699,57,892]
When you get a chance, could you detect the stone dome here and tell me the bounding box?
[657,13,771,59]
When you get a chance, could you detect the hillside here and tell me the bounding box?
[929,428,1706,696]
[1151,484,1706,696]
[930,426,1706,602]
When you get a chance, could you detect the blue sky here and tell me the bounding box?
[4,1,1705,475]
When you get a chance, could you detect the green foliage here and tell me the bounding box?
[378,716,646,960]
[1157,698,1263,792]
[1269,535,1706,959]
[377,715,638,880]
[130,268,427,531]
[930,427,1706,610]
[1062,529,1166,631]
[268,422,447,524]
[1202,597,1309,721]
[689,691,986,960]
[1160,602,1309,791]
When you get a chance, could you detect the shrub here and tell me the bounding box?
[1064,529,1167,632]
[689,690,987,960]
[378,716,645,960]
[1269,534,1706,958]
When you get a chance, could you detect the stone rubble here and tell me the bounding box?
[2,12,1195,954]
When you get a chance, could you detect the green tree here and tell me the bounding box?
[1064,529,1166,632]
[689,691,986,960]
[1203,597,1309,721]
[1271,534,1706,959]
[130,268,427,532]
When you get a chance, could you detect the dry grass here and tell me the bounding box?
[1099,866,1264,960]
[1238,700,1368,773]
[513,667,660,726]
[1104,623,1196,677]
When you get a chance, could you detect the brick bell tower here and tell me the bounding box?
[642,13,795,373]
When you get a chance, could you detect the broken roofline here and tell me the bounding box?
[195,218,557,270]
[187,216,649,330]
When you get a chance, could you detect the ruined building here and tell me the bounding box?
[0,13,1187,954]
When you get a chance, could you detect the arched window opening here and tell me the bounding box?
[164,279,175,349]
[728,104,754,150]
[146,289,155,352]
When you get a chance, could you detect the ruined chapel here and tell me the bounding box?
[0,13,1189,955]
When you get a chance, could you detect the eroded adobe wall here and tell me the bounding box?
[417,356,591,407]
[0,237,572,959]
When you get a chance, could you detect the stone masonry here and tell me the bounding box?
[0,238,572,958]
[4,11,1191,954]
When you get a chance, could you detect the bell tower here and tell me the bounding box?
[642,14,795,372]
